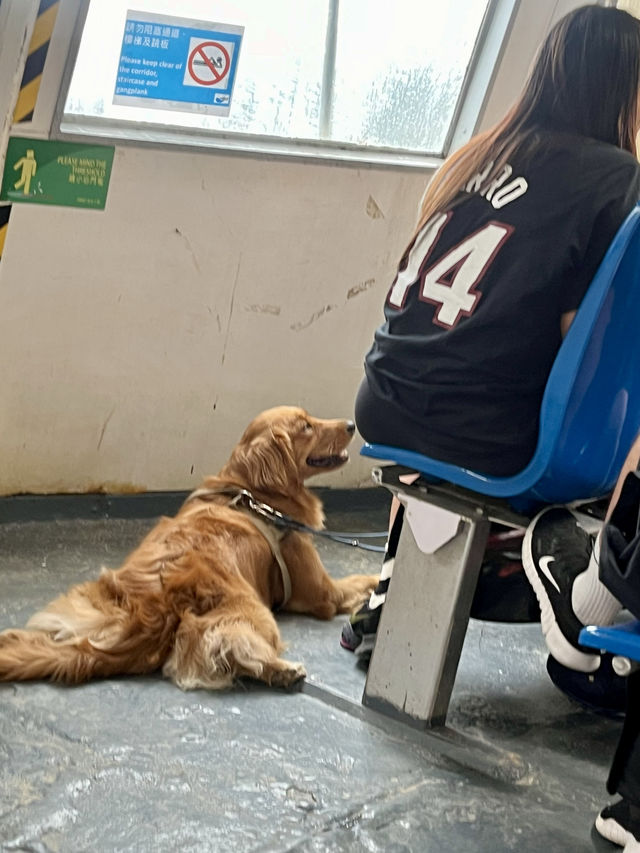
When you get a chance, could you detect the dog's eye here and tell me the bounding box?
[301,421,313,433]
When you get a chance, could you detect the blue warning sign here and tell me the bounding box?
[113,11,243,117]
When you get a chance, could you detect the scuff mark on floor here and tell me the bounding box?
[174,227,201,273]
[347,279,376,300]
[290,304,337,332]
[366,195,385,220]
[245,304,281,316]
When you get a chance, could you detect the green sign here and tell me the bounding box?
[0,137,114,209]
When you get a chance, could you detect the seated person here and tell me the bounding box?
[523,439,640,849]
[340,3,640,657]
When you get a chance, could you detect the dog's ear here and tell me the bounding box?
[228,427,298,492]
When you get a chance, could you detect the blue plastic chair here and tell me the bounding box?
[361,203,640,512]
[580,622,640,661]
[360,204,640,730]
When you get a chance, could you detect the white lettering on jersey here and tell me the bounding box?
[420,221,514,328]
[491,177,529,208]
[387,211,450,308]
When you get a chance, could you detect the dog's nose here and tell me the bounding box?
[346,420,356,434]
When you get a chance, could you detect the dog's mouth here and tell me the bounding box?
[306,450,349,469]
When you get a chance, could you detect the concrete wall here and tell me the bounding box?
[0,152,424,493]
[0,0,586,495]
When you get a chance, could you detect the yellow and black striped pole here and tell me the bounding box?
[13,0,60,124]
[1,0,59,264]
[0,205,10,262]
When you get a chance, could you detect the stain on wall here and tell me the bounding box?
[245,304,281,316]
[347,279,376,300]
[290,304,337,332]
[174,227,201,273]
[366,195,385,220]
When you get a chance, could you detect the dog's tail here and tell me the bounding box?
[0,575,173,684]
[0,629,123,683]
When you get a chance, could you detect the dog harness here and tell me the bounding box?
[184,485,386,608]
[184,486,293,607]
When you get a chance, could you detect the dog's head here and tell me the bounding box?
[224,406,355,494]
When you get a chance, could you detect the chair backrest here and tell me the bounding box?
[526,202,640,504]
[361,203,640,509]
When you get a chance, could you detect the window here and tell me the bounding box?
[61,0,501,161]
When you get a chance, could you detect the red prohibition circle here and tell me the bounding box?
[187,41,231,86]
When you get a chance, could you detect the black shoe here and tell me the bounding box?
[596,798,640,848]
[546,653,626,719]
[522,506,600,672]
[340,575,389,658]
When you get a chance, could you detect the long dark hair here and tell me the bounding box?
[416,4,640,231]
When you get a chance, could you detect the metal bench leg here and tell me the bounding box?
[363,506,490,728]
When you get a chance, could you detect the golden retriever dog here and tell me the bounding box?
[0,407,378,690]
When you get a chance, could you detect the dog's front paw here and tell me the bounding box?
[335,573,380,612]
[269,660,306,688]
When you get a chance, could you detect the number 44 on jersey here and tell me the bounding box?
[388,212,513,328]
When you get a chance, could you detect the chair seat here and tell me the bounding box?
[579,622,640,660]
[371,462,530,526]
[361,443,508,494]
[361,443,544,511]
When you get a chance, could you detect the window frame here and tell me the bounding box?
[51,0,519,169]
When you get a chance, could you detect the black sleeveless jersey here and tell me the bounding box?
[363,133,640,475]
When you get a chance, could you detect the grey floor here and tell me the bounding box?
[0,492,622,853]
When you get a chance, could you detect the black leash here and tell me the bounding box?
[234,490,387,553]
[187,487,387,553]
[308,530,387,552]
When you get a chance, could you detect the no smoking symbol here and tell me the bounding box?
[187,41,230,86]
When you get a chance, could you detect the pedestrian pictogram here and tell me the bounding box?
[187,41,230,86]
[13,149,37,195]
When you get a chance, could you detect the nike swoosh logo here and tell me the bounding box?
[539,556,561,594]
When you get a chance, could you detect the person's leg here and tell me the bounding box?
[595,670,640,848]
[571,434,640,630]
[341,378,416,656]
[523,434,640,673]
[340,496,406,656]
